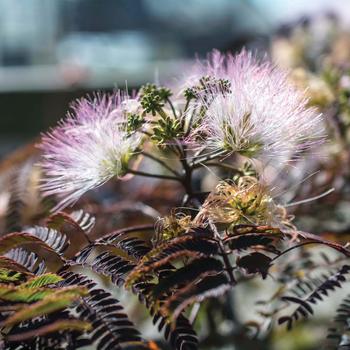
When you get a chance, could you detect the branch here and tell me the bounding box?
[141,151,180,177]
[208,220,236,285]
[127,169,182,182]
[191,150,228,167]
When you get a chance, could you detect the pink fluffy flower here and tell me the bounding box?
[39,93,142,211]
[184,50,325,166]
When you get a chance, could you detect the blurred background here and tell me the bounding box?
[1,0,349,157]
[1,2,350,350]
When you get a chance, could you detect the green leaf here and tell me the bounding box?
[0,285,51,302]
[21,273,63,289]
[0,268,26,283]
[3,287,88,326]
[0,284,86,303]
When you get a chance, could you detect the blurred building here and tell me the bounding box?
[0,0,349,155]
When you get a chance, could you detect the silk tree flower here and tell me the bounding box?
[39,93,143,212]
[196,176,294,231]
[184,50,324,166]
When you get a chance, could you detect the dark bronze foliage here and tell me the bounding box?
[0,204,349,350]
[279,265,350,330]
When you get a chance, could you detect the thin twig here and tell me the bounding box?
[191,150,228,167]
[183,97,192,114]
[189,302,201,324]
[95,224,155,244]
[127,169,181,182]
[141,130,153,137]
[208,220,236,285]
[193,161,243,175]
[141,151,180,177]
[167,97,177,118]
[271,240,350,263]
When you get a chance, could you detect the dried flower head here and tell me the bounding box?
[39,93,142,211]
[197,176,293,230]
[154,212,194,245]
[185,50,324,166]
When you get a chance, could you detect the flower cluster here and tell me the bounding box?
[196,176,293,230]
[182,50,325,166]
[154,212,193,244]
[39,93,143,211]
[39,49,325,213]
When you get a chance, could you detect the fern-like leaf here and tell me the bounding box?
[5,248,45,274]
[59,270,143,350]
[151,257,224,299]
[279,265,350,329]
[24,226,68,255]
[162,273,231,320]
[327,295,350,349]
[20,273,63,289]
[2,286,88,327]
